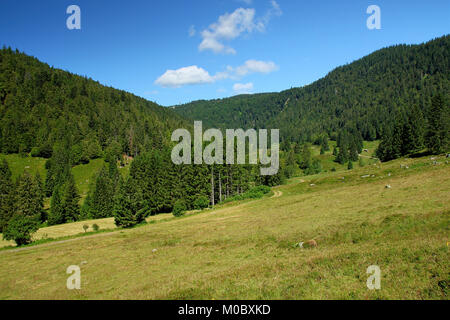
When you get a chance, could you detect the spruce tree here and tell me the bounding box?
[332,146,338,156]
[0,159,14,232]
[299,144,312,169]
[62,174,80,223]
[114,178,147,228]
[426,94,449,154]
[14,171,43,219]
[34,172,46,222]
[90,166,115,218]
[48,186,64,225]
[349,141,359,162]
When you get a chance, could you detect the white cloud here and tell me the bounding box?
[199,8,258,54]
[262,0,282,25]
[155,66,214,88]
[235,60,279,76]
[233,82,254,94]
[199,1,281,54]
[155,60,278,88]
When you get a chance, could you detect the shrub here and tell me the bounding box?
[92,223,99,231]
[193,196,209,210]
[83,224,89,232]
[223,185,271,203]
[2,215,39,246]
[173,200,187,217]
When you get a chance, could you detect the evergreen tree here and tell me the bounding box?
[34,172,46,222]
[114,177,147,228]
[332,146,338,156]
[79,193,92,220]
[0,159,14,232]
[45,142,71,196]
[299,144,312,169]
[61,174,80,222]
[349,141,359,162]
[48,186,64,225]
[404,104,425,154]
[336,143,348,165]
[426,94,449,154]
[90,165,116,218]
[284,149,297,178]
[348,161,353,170]
[321,136,330,152]
[14,171,43,219]
[2,214,39,246]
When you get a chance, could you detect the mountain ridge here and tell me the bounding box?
[173,35,449,145]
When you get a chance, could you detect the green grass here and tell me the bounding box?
[308,140,380,174]
[71,158,105,200]
[1,155,131,204]
[0,153,448,300]
[0,154,47,181]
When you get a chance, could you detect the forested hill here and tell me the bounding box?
[0,48,188,159]
[173,35,449,145]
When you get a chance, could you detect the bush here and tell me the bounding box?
[193,196,209,210]
[92,223,99,231]
[224,185,271,203]
[173,200,187,217]
[31,144,53,158]
[2,215,39,246]
[83,224,89,232]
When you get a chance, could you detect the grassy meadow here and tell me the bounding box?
[0,153,448,299]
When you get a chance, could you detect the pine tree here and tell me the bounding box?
[285,149,297,178]
[332,146,338,156]
[348,161,353,170]
[349,141,359,162]
[114,178,147,228]
[426,94,449,154]
[391,110,405,159]
[0,159,14,232]
[62,174,80,223]
[299,144,312,169]
[45,142,71,197]
[321,136,330,152]
[90,166,115,218]
[14,171,43,219]
[34,172,46,222]
[48,186,64,225]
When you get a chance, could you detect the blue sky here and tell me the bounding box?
[0,0,449,106]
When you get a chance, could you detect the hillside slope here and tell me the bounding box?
[0,155,448,299]
[0,48,187,158]
[174,35,449,144]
